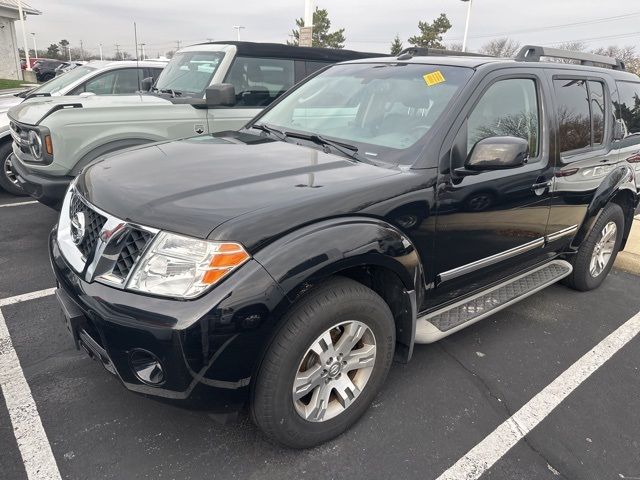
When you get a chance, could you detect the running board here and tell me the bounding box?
[415,260,572,344]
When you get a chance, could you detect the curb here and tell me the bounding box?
[614,217,640,275]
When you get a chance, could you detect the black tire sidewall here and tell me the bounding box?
[569,203,625,291]
[252,277,395,448]
[0,142,25,195]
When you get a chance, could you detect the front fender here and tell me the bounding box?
[572,163,638,248]
[253,217,423,300]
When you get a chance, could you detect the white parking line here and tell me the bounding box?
[0,309,62,480]
[0,288,56,308]
[437,310,640,480]
[0,201,39,208]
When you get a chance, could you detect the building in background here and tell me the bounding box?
[0,0,41,80]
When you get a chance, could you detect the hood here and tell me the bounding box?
[0,95,21,115]
[7,94,171,126]
[79,133,402,245]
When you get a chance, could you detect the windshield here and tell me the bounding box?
[257,63,473,164]
[154,51,225,97]
[29,65,97,95]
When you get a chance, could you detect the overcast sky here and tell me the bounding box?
[18,0,640,58]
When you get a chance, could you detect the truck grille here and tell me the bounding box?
[112,229,153,279]
[69,193,107,259]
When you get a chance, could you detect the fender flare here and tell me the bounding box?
[572,163,638,249]
[253,217,423,361]
[71,138,157,175]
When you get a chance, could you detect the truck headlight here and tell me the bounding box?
[127,232,250,299]
[28,130,42,159]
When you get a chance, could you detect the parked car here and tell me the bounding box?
[7,41,382,207]
[0,60,166,194]
[49,45,639,448]
[55,61,85,76]
[33,59,65,82]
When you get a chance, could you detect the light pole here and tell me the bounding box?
[233,25,245,41]
[99,43,103,61]
[17,0,31,72]
[140,43,146,60]
[30,32,37,58]
[461,0,473,53]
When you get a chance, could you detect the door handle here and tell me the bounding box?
[531,180,553,192]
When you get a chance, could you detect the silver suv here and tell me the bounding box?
[0,60,166,195]
[7,41,379,208]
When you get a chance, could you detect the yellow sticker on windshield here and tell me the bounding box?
[423,70,446,86]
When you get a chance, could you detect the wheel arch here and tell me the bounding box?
[253,217,424,363]
[572,163,638,250]
[71,137,157,175]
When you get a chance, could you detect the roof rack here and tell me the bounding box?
[515,45,625,70]
[396,47,490,61]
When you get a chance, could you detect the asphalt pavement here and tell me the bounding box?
[0,189,639,480]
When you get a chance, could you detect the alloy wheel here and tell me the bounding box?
[292,320,377,422]
[589,221,617,278]
[3,154,19,186]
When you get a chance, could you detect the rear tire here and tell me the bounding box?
[251,277,395,448]
[0,141,26,196]
[563,203,624,291]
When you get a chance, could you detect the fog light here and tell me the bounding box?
[129,349,165,386]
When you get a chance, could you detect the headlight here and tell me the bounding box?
[127,232,250,299]
[28,130,42,159]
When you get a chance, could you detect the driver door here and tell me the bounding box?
[428,72,554,308]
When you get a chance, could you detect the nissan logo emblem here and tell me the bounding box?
[70,211,86,246]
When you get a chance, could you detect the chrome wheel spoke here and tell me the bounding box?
[306,383,332,421]
[293,363,324,400]
[332,376,360,410]
[343,344,376,372]
[334,322,366,356]
[589,221,617,278]
[309,331,337,362]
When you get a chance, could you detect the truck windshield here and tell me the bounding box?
[29,65,98,95]
[154,51,225,97]
[257,63,473,164]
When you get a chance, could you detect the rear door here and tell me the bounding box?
[429,70,553,307]
[207,56,296,132]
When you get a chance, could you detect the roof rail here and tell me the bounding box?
[396,47,491,61]
[515,45,625,70]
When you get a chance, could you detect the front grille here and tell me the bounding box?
[69,194,107,259]
[9,121,31,157]
[112,229,153,279]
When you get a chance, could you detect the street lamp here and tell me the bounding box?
[233,25,245,41]
[30,32,37,58]
[461,0,473,53]
[140,43,146,60]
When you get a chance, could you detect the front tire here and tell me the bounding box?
[251,277,395,448]
[0,142,26,196]
[563,202,624,291]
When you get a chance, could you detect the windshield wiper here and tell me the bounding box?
[287,132,361,162]
[155,88,182,97]
[252,123,288,142]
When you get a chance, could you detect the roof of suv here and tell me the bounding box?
[83,60,168,69]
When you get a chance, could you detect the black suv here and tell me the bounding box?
[50,45,639,448]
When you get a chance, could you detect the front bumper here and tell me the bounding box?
[11,155,72,210]
[49,229,287,411]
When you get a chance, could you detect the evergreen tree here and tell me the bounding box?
[390,34,403,55]
[288,7,346,49]
[408,14,451,49]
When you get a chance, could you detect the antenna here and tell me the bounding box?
[133,22,141,92]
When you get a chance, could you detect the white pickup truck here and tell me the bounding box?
[7,41,380,208]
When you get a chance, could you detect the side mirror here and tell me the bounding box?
[464,136,530,172]
[141,77,153,92]
[205,84,236,107]
[614,119,627,141]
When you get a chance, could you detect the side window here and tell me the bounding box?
[225,57,295,107]
[112,69,142,94]
[615,81,640,137]
[82,71,117,95]
[306,61,330,76]
[466,78,540,157]
[554,79,607,154]
[151,68,164,80]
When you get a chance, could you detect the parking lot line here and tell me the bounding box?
[0,309,62,480]
[436,309,640,480]
[0,201,39,208]
[0,288,56,308]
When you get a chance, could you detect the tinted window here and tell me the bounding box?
[112,69,142,94]
[467,78,539,157]
[554,79,591,153]
[590,81,605,145]
[615,81,640,136]
[83,70,117,94]
[225,57,295,107]
[306,61,330,76]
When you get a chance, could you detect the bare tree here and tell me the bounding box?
[479,38,521,57]
[592,45,640,75]
[447,42,463,52]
